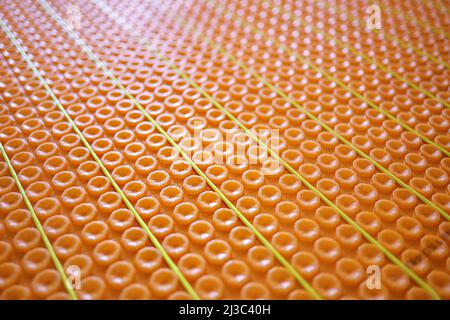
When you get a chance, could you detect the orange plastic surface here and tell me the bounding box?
[0,0,449,300]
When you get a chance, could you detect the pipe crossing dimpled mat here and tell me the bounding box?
[0,0,449,300]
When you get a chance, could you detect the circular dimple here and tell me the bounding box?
[149,268,179,298]
[372,173,396,193]
[160,186,184,207]
[410,177,434,198]
[315,206,340,230]
[105,261,136,290]
[5,209,32,233]
[236,196,261,219]
[381,264,411,293]
[257,185,282,206]
[53,234,81,260]
[183,175,206,195]
[197,191,223,214]
[79,276,106,300]
[396,217,423,240]
[378,230,405,255]
[0,192,22,214]
[111,165,135,186]
[298,163,321,184]
[205,165,228,185]
[108,209,135,232]
[61,186,87,208]
[13,227,41,253]
[135,155,157,175]
[406,287,434,300]
[204,240,232,266]
[414,205,441,228]
[427,271,450,299]
[288,289,313,300]
[313,273,343,300]
[135,196,160,219]
[296,190,320,211]
[405,153,428,173]
[195,275,224,300]
[432,193,450,213]
[134,247,162,274]
[120,284,151,300]
[101,151,125,170]
[272,231,298,258]
[336,258,364,286]
[358,280,389,300]
[43,215,71,240]
[64,254,94,278]
[374,199,400,222]
[392,188,417,209]
[246,246,274,272]
[401,249,430,276]
[71,203,97,227]
[173,202,198,226]
[212,208,238,232]
[357,244,385,267]
[187,220,214,245]
[81,221,109,246]
[51,171,77,191]
[1,285,32,300]
[31,269,61,299]
[316,178,339,200]
[121,227,148,252]
[148,214,174,240]
[0,262,21,290]
[241,169,265,189]
[420,235,448,261]
[274,201,300,224]
[68,147,90,166]
[356,211,382,236]
[278,174,302,194]
[221,259,250,289]
[26,182,52,203]
[266,267,296,296]
[178,253,206,282]
[229,226,255,252]
[335,168,358,189]
[335,224,363,250]
[294,218,320,243]
[163,233,189,260]
[18,166,43,187]
[97,192,122,213]
[0,241,12,263]
[335,195,360,217]
[21,247,51,275]
[254,213,279,238]
[77,161,101,181]
[147,170,170,191]
[157,146,179,165]
[281,149,303,167]
[220,180,244,201]
[354,183,378,205]
[334,145,357,163]
[240,282,270,300]
[11,152,35,171]
[170,160,193,180]
[314,237,341,264]
[317,154,339,173]
[291,251,320,280]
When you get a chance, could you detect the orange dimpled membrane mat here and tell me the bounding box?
[0,0,449,300]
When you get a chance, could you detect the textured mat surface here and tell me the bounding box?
[0,0,449,300]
